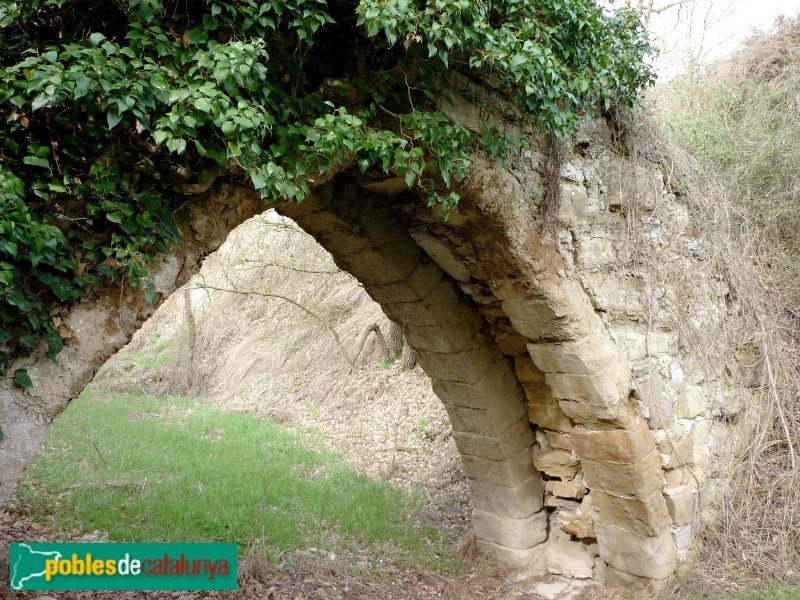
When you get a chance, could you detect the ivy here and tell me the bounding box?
[0,0,655,371]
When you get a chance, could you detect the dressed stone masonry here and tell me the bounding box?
[0,79,749,592]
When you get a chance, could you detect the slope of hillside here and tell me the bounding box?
[96,211,465,496]
[648,14,800,595]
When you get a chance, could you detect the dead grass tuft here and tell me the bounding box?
[457,529,479,560]
[637,26,800,589]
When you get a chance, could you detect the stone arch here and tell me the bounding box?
[1,90,740,592]
[274,163,677,587]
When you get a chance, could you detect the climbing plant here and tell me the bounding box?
[0,0,655,377]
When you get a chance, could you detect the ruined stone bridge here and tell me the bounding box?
[0,83,746,591]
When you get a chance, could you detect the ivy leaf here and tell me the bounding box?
[107,109,124,130]
[23,155,49,168]
[43,330,63,361]
[13,368,32,389]
[31,93,50,111]
[166,138,187,154]
[250,173,267,190]
[194,98,212,113]
[7,289,32,311]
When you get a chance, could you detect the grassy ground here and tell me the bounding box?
[730,589,800,600]
[16,386,457,571]
[694,589,800,600]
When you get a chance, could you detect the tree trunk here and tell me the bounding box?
[401,345,417,371]
[182,287,201,394]
[387,321,404,361]
[352,323,390,365]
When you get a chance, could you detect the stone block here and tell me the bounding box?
[546,540,594,578]
[417,335,501,384]
[559,395,642,429]
[637,372,675,429]
[657,425,695,469]
[524,383,555,403]
[527,333,617,375]
[532,449,580,479]
[452,418,534,461]
[403,323,481,354]
[384,279,483,332]
[576,234,618,270]
[528,403,574,432]
[581,451,664,497]
[557,506,596,540]
[337,246,420,286]
[542,430,572,450]
[605,565,672,592]
[570,419,656,463]
[590,490,672,537]
[545,473,585,499]
[468,473,545,519]
[461,446,537,487]
[431,361,518,410]
[545,496,582,509]
[409,228,471,282]
[445,390,527,437]
[595,525,678,580]
[558,182,590,224]
[646,332,678,356]
[546,363,630,410]
[665,489,695,527]
[676,384,707,419]
[473,508,548,550]
[495,331,529,356]
[514,354,546,383]
[500,296,596,342]
[366,260,444,304]
[476,539,547,571]
[663,467,687,492]
[672,523,695,562]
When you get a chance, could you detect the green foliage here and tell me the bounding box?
[13,367,32,389]
[691,586,800,600]
[659,32,800,261]
[0,0,655,368]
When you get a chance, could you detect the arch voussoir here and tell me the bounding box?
[276,182,550,567]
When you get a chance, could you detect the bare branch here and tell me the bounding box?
[241,258,340,275]
[193,283,355,367]
[352,323,390,364]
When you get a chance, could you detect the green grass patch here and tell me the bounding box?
[692,587,800,600]
[732,589,800,600]
[17,388,455,569]
[655,42,800,260]
[118,340,172,370]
